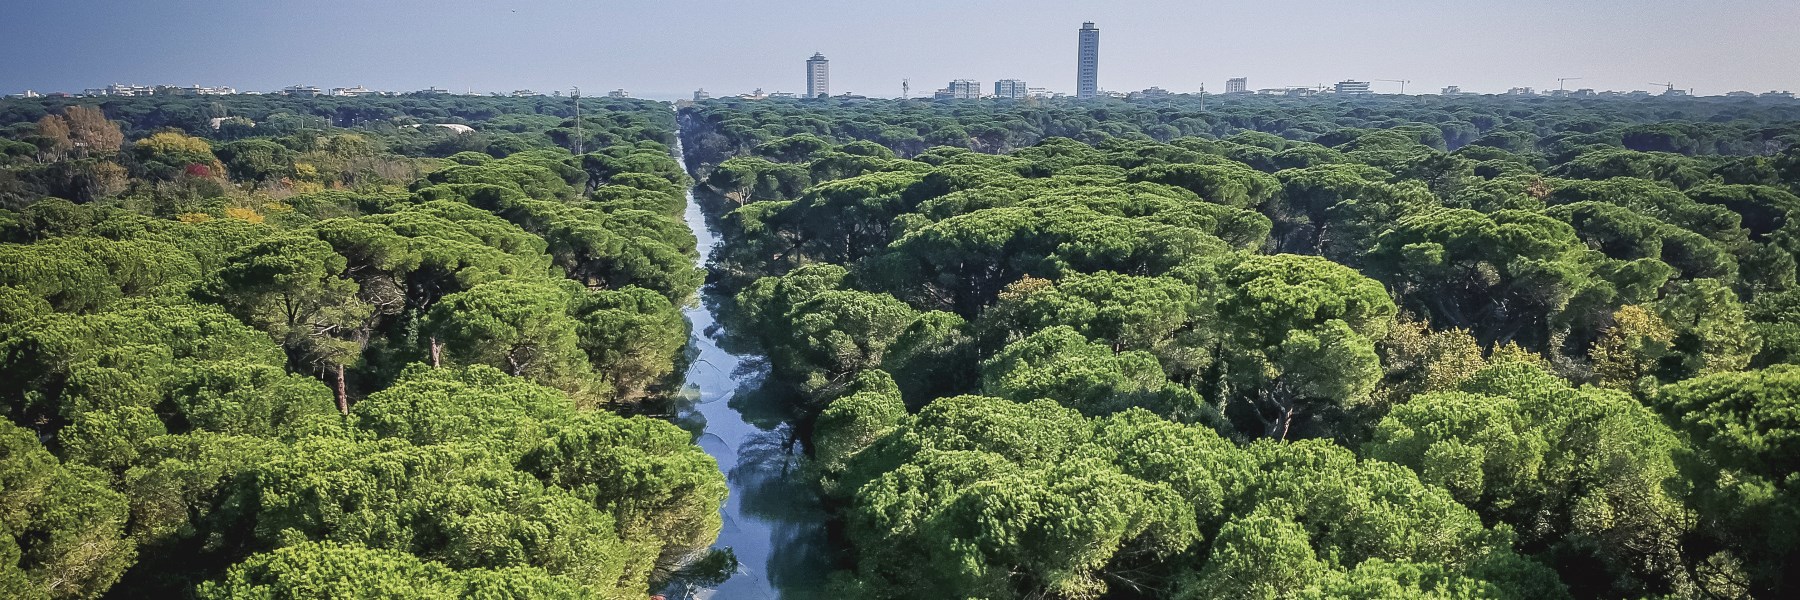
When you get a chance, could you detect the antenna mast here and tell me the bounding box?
[903,79,910,99]
[572,86,583,155]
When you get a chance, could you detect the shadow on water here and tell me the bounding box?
[659,131,839,600]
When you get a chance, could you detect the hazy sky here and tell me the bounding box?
[3,0,1797,98]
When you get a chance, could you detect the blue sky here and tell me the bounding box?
[2,0,1797,98]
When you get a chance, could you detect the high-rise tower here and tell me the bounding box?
[806,53,830,98]
[1076,22,1099,98]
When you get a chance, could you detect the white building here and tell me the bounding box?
[693,89,711,101]
[935,79,982,100]
[281,85,323,97]
[1334,80,1372,95]
[332,86,381,97]
[1226,78,1248,94]
[87,83,156,97]
[993,79,1029,99]
[607,89,630,98]
[806,53,830,98]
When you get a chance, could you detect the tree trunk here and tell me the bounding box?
[333,363,349,415]
[429,337,443,368]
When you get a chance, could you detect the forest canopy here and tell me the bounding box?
[679,92,1800,599]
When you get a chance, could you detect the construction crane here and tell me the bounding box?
[1650,82,1676,94]
[1376,79,1411,95]
[1557,77,1584,92]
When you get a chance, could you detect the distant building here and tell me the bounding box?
[1131,86,1172,99]
[607,89,630,98]
[806,52,830,98]
[509,89,539,97]
[1506,87,1536,96]
[1441,85,1464,95]
[1762,91,1795,99]
[333,86,380,97]
[935,79,982,100]
[740,88,767,100]
[1334,80,1372,95]
[10,90,40,98]
[1026,87,1057,99]
[994,79,1029,99]
[693,88,711,101]
[209,117,253,130]
[281,85,323,97]
[1226,78,1248,94]
[88,83,156,97]
[148,85,235,96]
[1725,91,1756,98]
[417,87,451,96]
[768,91,799,99]
[1076,22,1100,98]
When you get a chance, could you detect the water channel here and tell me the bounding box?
[662,130,834,599]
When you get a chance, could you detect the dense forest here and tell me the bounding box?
[5,90,1800,599]
[0,95,726,598]
[678,94,1800,599]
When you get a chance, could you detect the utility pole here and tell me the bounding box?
[902,79,909,99]
[1198,83,1206,110]
[571,86,583,155]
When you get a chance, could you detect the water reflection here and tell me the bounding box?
[660,137,838,599]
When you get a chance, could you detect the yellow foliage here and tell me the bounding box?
[134,131,213,155]
[1375,317,1488,405]
[223,207,264,223]
[997,276,1054,302]
[1591,305,1674,390]
[294,162,320,181]
[176,212,213,223]
[1488,342,1553,371]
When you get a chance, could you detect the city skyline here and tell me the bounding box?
[3,2,1798,99]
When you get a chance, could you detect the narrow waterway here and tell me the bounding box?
[663,131,833,599]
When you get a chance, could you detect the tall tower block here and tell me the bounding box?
[806,53,830,98]
[1076,22,1100,98]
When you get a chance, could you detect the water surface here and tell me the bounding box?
[663,134,834,599]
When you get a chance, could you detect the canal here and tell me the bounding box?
[662,129,834,599]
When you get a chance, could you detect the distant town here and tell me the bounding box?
[8,21,1795,102]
